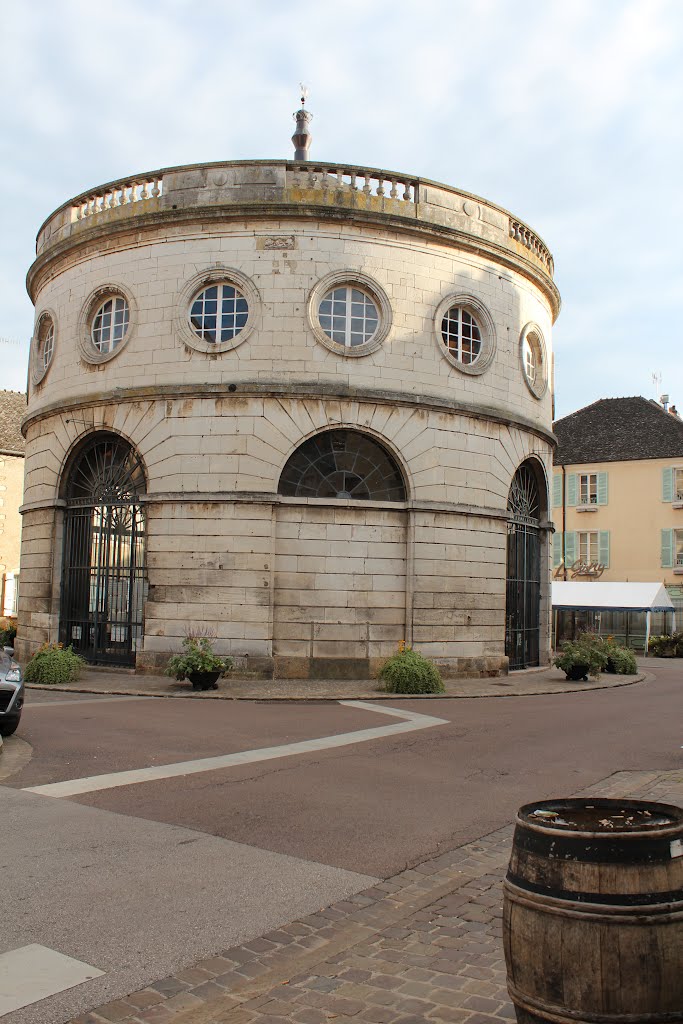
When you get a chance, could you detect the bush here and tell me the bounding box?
[648,632,683,658]
[379,647,445,694]
[555,633,638,679]
[0,623,17,648]
[24,643,86,684]
[554,633,608,679]
[165,635,232,680]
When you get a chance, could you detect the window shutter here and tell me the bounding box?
[597,472,608,505]
[661,529,673,568]
[552,474,562,509]
[564,531,577,565]
[598,530,610,568]
[553,532,562,567]
[566,474,577,507]
[662,467,673,502]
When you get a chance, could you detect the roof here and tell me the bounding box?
[553,397,683,465]
[0,391,26,456]
[552,581,674,612]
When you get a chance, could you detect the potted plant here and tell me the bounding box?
[165,634,232,690]
[554,634,608,681]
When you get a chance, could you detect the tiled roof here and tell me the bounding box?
[554,397,683,466]
[0,390,26,455]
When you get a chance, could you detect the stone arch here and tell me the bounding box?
[277,428,408,502]
[58,431,148,667]
[504,459,544,670]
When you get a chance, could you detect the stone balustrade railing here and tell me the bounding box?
[510,219,554,275]
[33,161,555,288]
[71,178,164,222]
[287,163,418,203]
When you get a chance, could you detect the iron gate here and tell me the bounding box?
[59,436,146,666]
[505,464,541,670]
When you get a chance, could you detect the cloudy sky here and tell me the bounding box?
[1,0,680,418]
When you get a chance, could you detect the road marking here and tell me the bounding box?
[0,944,104,1013]
[23,701,449,799]
[27,695,154,708]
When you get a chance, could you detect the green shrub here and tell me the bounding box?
[166,636,232,680]
[554,633,608,679]
[605,642,638,674]
[379,647,445,694]
[24,643,86,684]
[648,632,683,657]
[0,623,17,647]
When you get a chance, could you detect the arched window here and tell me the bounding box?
[278,430,406,501]
[505,461,543,670]
[60,434,147,666]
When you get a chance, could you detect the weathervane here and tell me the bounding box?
[292,84,313,162]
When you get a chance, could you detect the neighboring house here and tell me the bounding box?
[551,396,683,629]
[0,390,26,617]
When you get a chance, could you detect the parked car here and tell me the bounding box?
[0,651,23,736]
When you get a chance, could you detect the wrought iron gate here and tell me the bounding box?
[505,464,541,670]
[60,436,146,666]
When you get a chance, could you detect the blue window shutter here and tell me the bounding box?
[566,474,577,507]
[661,529,673,568]
[598,531,610,567]
[552,474,562,509]
[564,531,577,565]
[553,532,562,567]
[597,472,608,505]
[662,467,673,502]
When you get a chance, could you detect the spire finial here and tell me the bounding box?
[292,85,313,162]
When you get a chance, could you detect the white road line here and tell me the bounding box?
[23,701,449,799]
[28,695,154,708]
[0,944,103,1013]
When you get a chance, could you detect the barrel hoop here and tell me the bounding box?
[507,979,683,1024]
[513,823,682,864]
[506,870,683,906]
[504,880,683,923]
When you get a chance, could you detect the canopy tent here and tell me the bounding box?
[551,582,676,652]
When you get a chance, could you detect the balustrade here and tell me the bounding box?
[509,219,554,274]
[71,178,163,222]
[288,163,418,204]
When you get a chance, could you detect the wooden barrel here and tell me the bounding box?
[503,798,683,1024]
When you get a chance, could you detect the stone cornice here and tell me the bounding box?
[19,491,555,531]
[21,380,558,449]
[27,202,560,319]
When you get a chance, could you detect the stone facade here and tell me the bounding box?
[0,391,26,617]
[18,161,559,677]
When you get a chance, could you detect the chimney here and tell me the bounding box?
[660,393,669,413]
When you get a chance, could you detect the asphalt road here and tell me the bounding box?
[2,662,682,1023]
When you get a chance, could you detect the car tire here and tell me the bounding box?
[0,717,20,737]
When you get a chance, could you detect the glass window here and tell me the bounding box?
[579,473,598,505]
[189,283,249,344]
[675,529,683,568]
[578,531,598,563]
[92,297,130,353]
[675,468,683,500]
[279,430,405,501]
[318,286,379,348]
[523,334,539,387]
[440,307,482,365]
[41,321,55,370]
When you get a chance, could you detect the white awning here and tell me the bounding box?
[552,581,675,612]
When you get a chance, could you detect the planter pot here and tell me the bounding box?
[564,663,590,681]
[606,657,617,674]
[188,671,221,691]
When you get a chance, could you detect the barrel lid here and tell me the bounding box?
[518,797,683,837]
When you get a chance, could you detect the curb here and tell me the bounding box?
[25,672,647,701]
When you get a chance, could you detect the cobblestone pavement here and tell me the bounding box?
[25,664,647,702]
[70,768,683,1024]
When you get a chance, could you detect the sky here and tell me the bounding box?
[0,0,681,420]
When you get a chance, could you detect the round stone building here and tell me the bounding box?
[18,117,560,678]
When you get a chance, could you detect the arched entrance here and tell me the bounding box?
[59,434,147,666]
[275,429,407,677]
[505,461,542,669]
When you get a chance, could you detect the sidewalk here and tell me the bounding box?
[26,665,647,701]
[71,768,683,1024]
